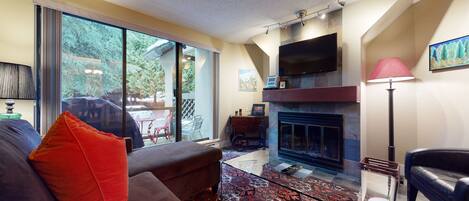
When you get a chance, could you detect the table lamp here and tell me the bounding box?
[368,57,414,162]
[0,62,35,119]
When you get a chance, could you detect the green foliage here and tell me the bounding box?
[61,15,122,98]
[182,61,195,93]
[126,30,165,102]
[61,15,196,102]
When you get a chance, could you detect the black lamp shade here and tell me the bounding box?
[0,62,35,100]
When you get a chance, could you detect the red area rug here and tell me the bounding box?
[214,149,358,201]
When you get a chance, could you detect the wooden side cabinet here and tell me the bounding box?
[229,115,268,148]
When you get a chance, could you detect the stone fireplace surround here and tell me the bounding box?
[268,101,360,177]
[264,10,361,178]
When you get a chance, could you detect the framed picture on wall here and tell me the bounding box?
[430,35,469,71]
[239,69,258,92]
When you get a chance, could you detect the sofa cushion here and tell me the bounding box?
[29,112,128,201]
[128,141,222,181]
[129,172,180,201]
[411,166,469,200]
[0,120,55,201]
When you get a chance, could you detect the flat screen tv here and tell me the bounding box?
[279,33,337,76]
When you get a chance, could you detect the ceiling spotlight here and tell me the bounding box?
[297,9,307,27]
[320,13,327,20]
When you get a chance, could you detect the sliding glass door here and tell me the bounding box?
[181,45,214,142]
[61,14,128,141]
[59,14,215,148]
[126,30,176,146]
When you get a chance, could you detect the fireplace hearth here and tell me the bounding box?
[278,112,343,169]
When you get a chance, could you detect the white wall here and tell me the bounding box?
[0,0,35,125]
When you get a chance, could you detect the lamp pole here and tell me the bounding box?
[387,79,395,162]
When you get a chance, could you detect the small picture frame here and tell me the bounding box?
[264,75,279,89]
[251,104,265,116]
[279,80,287,89]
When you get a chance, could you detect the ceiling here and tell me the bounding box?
[106,0,344,43]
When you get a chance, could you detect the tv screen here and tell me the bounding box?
[279,33,337,76]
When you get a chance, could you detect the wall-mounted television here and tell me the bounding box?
[279,33,337,76]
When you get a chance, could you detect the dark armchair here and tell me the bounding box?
[405,149,469,201]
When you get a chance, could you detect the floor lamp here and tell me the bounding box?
[368,57,414,162]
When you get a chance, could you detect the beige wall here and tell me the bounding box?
[342,0,400,162]
[364,0,468,163]
[0,0,35,124]
[218,43,264,144]
[414,0,469,148]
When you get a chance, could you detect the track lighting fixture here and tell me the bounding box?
[262,5,330,34]
[297,9,307,26]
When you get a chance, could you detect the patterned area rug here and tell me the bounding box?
[191,149,358,201]
[217,149,358,201]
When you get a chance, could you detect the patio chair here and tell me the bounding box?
[182,115,204,141]
[149,111,173,143]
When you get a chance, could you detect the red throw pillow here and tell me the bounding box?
[29,112,128,201]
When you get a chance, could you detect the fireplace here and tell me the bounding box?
[278,112,343,169]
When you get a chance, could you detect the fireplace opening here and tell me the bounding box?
[278,112,343,169]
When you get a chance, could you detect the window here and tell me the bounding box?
[57,14,216,148]
[61,14,129,143]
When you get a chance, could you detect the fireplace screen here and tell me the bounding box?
[278,112,343,169]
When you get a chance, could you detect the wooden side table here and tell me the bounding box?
[229,115,268,148]
[360,157,400,201]
[0,113,22,120]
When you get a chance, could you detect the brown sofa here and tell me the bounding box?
[0,120,222,201]
[128,141,222,200]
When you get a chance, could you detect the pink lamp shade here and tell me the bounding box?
[368,57,415,83]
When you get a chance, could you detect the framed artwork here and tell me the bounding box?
[279,80,287,89]
[430,35,469,71]
[239,69,257,92]
[264,75,279,89]
[251,104,265,116]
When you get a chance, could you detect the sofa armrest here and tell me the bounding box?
[129,172,180,201]
[405,149,469,180]
[454,178,469,201]
[127,141,222,177]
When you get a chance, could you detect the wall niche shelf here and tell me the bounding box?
[262,86,360,103]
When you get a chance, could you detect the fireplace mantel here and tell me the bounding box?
[262,86,359,103]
